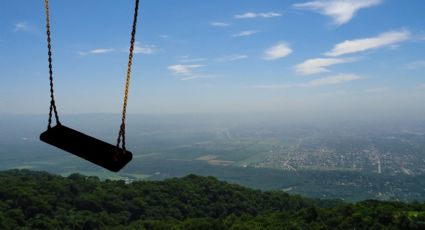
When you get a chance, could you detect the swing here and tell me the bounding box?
[39,0,140,172]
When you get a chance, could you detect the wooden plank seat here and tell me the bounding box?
[40,125,132,172]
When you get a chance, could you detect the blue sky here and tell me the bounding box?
[1,0,424,118]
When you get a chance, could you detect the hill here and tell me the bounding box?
[0,169,424,229]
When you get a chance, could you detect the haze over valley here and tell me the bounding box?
[1,114,424,202]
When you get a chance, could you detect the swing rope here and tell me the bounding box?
[44,0,61,129]
[116,0,140,152]
[43,0,140,152]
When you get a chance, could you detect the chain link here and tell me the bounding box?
[45,0,61,129]
[116,0,140,153]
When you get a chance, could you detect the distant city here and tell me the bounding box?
[237,126,425,176]
[1,114,424,201]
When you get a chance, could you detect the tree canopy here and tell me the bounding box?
[0,169,424,229]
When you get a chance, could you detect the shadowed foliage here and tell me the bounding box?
[0,169,424,229]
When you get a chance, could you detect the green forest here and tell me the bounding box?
[0,170,424,229]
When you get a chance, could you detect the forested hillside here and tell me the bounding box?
[0,170,424,229]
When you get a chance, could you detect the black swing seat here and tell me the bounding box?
[40,125,132,172]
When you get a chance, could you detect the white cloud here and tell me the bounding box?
[14,21,40,35]
[168,64,212,81]
[217,54,248,62]
[326,30,410,57]
[134,43,156,54]
[14,22,32,32]
[406,60,425,69]
[180,75,212,81]
[168,64,205,75]
[90,48,115,54]
[293,0,382,25]
[78,48,115,55]
[253,73,362,89]
[211,22,231,27]
[234,12,282,19]
[295,58,354,75]
[78,42,156,56]
[263,42,293,60]
[232,30,259,37]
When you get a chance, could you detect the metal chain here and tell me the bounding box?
[44,0,61,129]
[44,0,138,149]
[116,0,140,153]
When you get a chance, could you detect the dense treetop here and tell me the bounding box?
[0,169,424,229]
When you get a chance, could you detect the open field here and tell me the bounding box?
[1,115,425,201]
